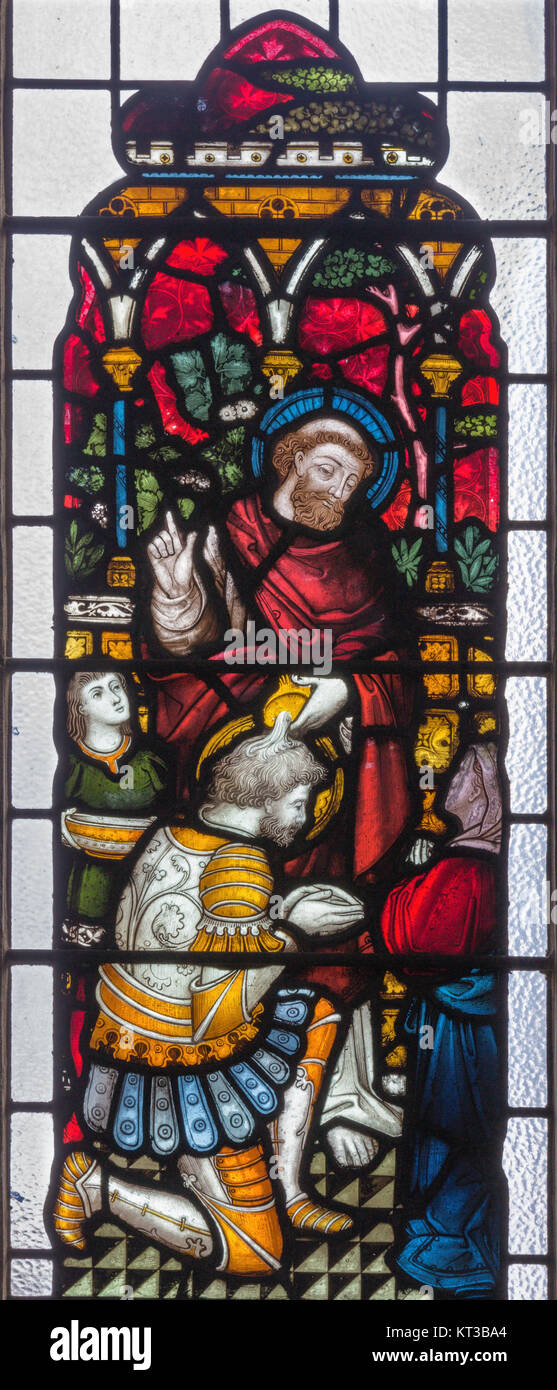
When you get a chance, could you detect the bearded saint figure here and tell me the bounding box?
[144,410,416,1161]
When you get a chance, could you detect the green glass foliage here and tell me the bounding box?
[135,469,163,534]
[313,247,397,288]
[269,65,356,92]
[171,350,212,420]
[201,427,246,492]
[64,520,104,578]
[254,99,434,148]
[210,335,252,396]
[83,413,107,456]
[454,526,499,591]
[454,412,498,440]
[135,422,181,464]
[468,269,489,303]
[67,463,105,494]
[391,537,423,586]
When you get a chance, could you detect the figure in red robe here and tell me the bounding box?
[144,410,417,1157]
[146,414,415,907]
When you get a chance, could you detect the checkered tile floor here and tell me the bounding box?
[59,1143,430,1301]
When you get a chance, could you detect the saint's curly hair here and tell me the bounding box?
[271,419,378,480]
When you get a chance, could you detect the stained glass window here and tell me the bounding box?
[3,0,555,1333]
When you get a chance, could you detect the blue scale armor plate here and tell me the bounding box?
[229,1060,277,1113]
[149,1075,180,1156]
[113,1072,144,1151]
[176,1074,219,1153]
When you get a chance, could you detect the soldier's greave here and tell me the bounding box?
[178,1143,283,1277]
[106,1172,214,1260]
[270,995,341,1203]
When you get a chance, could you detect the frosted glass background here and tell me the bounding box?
[504,1118,547,1255]
[13,92,121,218]
[507,824,548,957]
[11,967,53,1103]
[490,239,547,375]
[12,382,54,517]
[13,0,111,79]
[508,972,547,1108]
[231,0,329,27]
[508,385,547,522]
[12,236,72,371]
[506,677,547,814]
[10,1259,53,1298]
[339,0,437,82]
[443,94,545,222]
[12,528,53,658]
[11,820,53,950]
[506,532,547,663]
[448,0,545,82]
[120,0,222,79]
[508,1264,548,1301]
[11,673,56,809]
[10,1114,55,1249]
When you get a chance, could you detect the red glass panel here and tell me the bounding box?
[166,238,228,275]
[224,20,339,62]
[63,1113,85,1145]
[148,361,210,443]
[198,69,291,133]
[459,309,501,368]
[219,282,263,345]
[141,273,213,350]
[454,446,500,531]
[339,344,390,396]
[461,374,500,406]
[63,401,84,443]
[298,297,387,354]
[381,477,412,530]
[76,263,106,342]
[62,334,99,396]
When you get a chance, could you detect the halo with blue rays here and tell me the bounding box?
[251,388,402,511]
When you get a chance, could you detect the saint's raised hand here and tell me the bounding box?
[147,510,199,601]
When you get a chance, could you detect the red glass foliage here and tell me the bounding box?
[141,273,213,350]
[454,447,500,531]
[76,264,106,342]
[63,335,99,397]
[70,1010,85,1077]
[381,477,412,531]
[148,361,209,444]
[224,20,338,62]
[63,402,84,444]
[339,344,390,396]
[219,282,263,345]
[461,375,500,406]
[310,363,334,379]
[459,310,500,369]
[166,238,228,275]
[198,68,291,134]
[298,298,387,355]
[63,1113,85,1145]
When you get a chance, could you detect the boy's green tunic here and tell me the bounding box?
[65,739,167,923]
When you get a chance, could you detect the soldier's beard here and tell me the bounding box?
[291,482,344,530]
[259,814,298,847]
